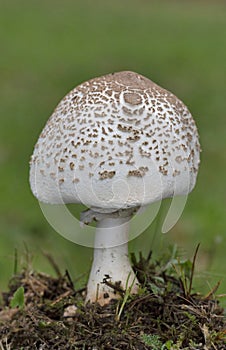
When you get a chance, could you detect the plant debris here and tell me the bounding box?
[0,250,225,349]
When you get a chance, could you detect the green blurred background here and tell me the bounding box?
[0,0,226,298]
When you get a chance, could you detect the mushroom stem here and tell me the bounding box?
[85,215,139,305]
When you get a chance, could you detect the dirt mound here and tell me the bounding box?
[0,251,225,349]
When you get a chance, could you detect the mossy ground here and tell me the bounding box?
[0,250,225,349]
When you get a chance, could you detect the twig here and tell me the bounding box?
[203,281,221,300]
[42,251,62,278]
[188,243,200,295]
[65,269,75,290]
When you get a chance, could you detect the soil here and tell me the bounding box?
[0,250,225,350]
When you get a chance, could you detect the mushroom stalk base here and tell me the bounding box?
[85,216,139,305]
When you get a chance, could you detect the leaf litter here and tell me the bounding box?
[0,248,225,350]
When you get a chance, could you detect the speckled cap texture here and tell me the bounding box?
[30,71,200,212]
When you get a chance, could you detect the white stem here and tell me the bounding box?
[85,216,139,305]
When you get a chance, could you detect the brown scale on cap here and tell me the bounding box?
[30,71,200,208]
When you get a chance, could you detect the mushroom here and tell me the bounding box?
[29,71,200,305]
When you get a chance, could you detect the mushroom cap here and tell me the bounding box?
[30,71,200,212]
